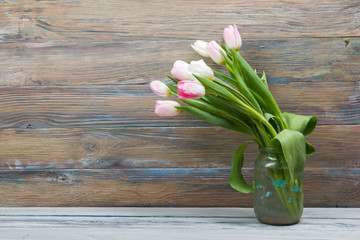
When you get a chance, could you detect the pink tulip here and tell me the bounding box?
[155,100,181,117]
[177,81,205,99]
[223,25,242,50]
[150,80,171,97]
[206,41,225,65]
[170,60,196,81]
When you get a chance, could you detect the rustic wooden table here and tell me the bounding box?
[0,208,359,239]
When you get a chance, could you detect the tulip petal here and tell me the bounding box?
[191,40,210,58]
[177,81,205,99]
[150,80,171,97]
[206,41,226,65]
[155,100,181,117]
[223,25,242,50]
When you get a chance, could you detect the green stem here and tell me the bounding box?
[279,114,289,129]
[267,153,303,218]
[254,121,271,147]
[268,168,298,217]
[251,124,265,148]
[214,77,257,110]
[254,113,278,138]
[268,168,288,208]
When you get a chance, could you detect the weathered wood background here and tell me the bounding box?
[0,0,359,207]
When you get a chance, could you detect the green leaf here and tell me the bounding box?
[305,140,315,156]
[219,47,233,66]
[161,81,177,94]
[177,106,250,133]
[231,50,283,119]
[212,76,256,109]
[193,75,252,114]
[219,41,231,55]
[232,53,262,114]
[229,140,256,194]
[193,74,278,138]
[264,112,280,133]
[194,75,234,100]
[213,69,239,88]
[282,112,317,136]
[271,129,306,183]
[261,71,267,87]
[203,94,251,124]
[166,74,179,84]
[182,99,254,135]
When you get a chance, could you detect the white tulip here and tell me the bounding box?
[189,60,214,80]
[191,40,210,58]
[155,100,181,117]
[150,80,171,97]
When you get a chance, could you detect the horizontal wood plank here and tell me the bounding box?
[0,208,359,240]
[0,125,359,170]
[0,82,358,128]
[1,0,359,42]
[0,168,359,207]
[0,0,359,210]
[3,228,355,240]
[0,38,359,86]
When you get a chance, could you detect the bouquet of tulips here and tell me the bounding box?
[150,25,317,199]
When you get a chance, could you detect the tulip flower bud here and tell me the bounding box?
[170,60,196,81]
[191,40,210,58]
[155,100,181,117]
[223,25,242,50]
[150,80,171,97]
[206,41,226,65]
[177,81,205,99]
[189,59,214,80]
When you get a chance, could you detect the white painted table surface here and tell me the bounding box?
[0,208,359,240]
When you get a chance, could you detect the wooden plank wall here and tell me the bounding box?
[0,0,359,207]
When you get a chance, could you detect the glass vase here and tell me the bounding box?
[254,147,304,225]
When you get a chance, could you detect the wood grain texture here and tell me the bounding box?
[0,168,359,207]
[0,208,359,240]
[1,0,359,42]
[0,82,358,128]
[0,0,359,207]
[0,125,359,170]
[0,38,359,86]
[0,207,358,218]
